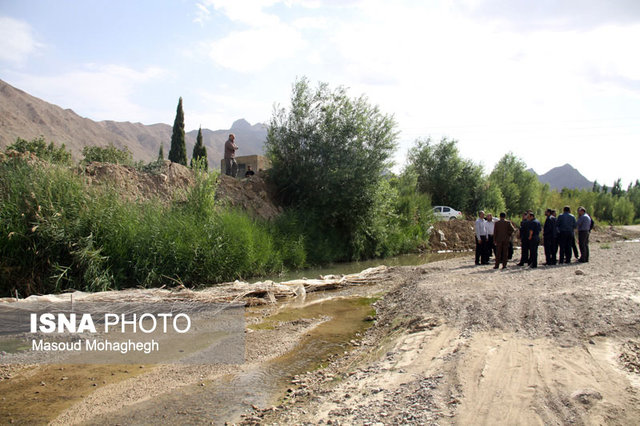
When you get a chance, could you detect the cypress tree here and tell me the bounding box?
[191,127,208,170]
[168,97,187,165]
[158,143,164,161]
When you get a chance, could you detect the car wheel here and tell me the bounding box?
[449,217,456,221]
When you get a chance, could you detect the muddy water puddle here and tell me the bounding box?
[0,364,146,424]
[86,294,378,424]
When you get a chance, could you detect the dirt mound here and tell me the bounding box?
[215,174,283,220]
[82,163,283,220]
[82,160,194,202]
[429,219,476,251]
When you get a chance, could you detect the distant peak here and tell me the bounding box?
[231,118,251,130]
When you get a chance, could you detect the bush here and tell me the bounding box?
[82,144,134,165]
[6,136,72,165]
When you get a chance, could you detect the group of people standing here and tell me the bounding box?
[475,206,592,270]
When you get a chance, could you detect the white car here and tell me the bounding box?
[433,206,463,221]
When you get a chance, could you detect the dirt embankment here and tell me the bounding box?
[255,233,640,425]
[80,161,282,220]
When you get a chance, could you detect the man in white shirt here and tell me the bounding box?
[475,211,488,265]
[485,212,497,259]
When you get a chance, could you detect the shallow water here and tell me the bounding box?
[251,250,469,283]
[87,295,377,424]
[4,251,467,424]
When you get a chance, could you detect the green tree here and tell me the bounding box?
[628,180,640,221]
[168,97,187,166]
[190,127,208,170]
[612,197,635,224]
[265,77,398,259]
[481,182,506,216]
[406,137,484,213]
[594,192,614,222]
[158,143,164,161]
[612,178,624,197]
[489,153,540,216]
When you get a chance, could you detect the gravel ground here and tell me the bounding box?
[255,236,640,425]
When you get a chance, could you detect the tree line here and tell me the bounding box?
[403,136,638,224]
[2,77,637,295]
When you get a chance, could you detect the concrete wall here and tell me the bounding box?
[220,154,271,177]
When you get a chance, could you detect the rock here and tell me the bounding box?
[575,269,585,275]
[571,389,603,404]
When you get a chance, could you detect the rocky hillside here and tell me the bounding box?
[529,163,593,190]
[0,79,267,169]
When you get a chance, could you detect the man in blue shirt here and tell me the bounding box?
[527,211,542,268]
[576,206,592,262]
[556,206,577,264]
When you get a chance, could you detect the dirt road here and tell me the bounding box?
[258,239,640,425]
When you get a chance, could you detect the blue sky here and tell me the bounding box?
[1,0,639,186]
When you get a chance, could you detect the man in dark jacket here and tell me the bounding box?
[543,208,557,265]
[556,206,577,264]
[527,211,542,268]
[517,212,530,266]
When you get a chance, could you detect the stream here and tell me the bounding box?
[2,251,469,424]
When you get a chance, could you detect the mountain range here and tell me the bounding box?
[1,79,595,190]
[0,79,267,168]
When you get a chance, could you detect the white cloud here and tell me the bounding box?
[10,64,167,123]
[194,2,212,24]
[196,0,307,73]
[204,23,305,73]
[195,0,281,27]
[0,16,42,65]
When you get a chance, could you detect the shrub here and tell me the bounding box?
[82,144,134,165]
[6,136,72,165]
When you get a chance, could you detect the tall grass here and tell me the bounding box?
[1,153,433,297]
[0,157,303,296]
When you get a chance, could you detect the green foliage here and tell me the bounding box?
[6,136,72,165]
[191,127,208,170]
[0,157,304,296]
[82,143,133,165]
[406,137,485,214]
[158,143,164,161]
[265,77,400,260]
[489,153,541,216]
[480,182,507,215]
[612,197,635,224]
[168,97,187,166]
